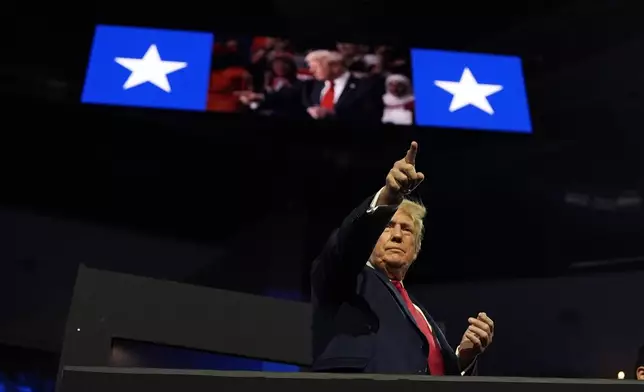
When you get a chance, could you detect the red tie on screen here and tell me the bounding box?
[392,280,445,375]
[320,81,335,110]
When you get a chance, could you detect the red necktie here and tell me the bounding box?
[392,280,445,375]
[320,81,335,110]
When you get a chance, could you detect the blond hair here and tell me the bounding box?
[305,50,344,65]
[398,198,427,253]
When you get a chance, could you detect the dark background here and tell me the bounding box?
[2,0,644,389]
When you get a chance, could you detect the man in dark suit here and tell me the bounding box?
[304,50,384,124]
[311,142,495,375]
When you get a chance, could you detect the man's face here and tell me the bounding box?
[308,59,330,81]
[369,210,418,277]
[637,366,644,380]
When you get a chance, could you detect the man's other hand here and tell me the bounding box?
[307,106,334,119]
[458,312,495,368]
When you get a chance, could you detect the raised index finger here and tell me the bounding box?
[404,141,418,165]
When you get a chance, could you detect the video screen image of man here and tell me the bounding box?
[207,36,414,126]
[310,142,495,375]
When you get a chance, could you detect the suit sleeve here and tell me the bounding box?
[258,83,308,118]
[310,192,397,300]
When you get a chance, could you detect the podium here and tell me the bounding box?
[58,267,642,392]
[58,367,642,392]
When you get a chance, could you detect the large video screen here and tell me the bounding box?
[82,25,532,133]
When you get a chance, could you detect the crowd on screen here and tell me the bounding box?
[206,36,415,125]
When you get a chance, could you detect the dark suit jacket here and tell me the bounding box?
[258,80,308,119]
[305,74,384,124]
[310,195,472,375]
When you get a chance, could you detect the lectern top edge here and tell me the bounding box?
[62,367,642,385]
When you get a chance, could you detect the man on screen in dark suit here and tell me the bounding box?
[304,50,384,124]
[311,142,495,375]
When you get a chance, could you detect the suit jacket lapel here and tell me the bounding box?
[411,297,459,372]
[311,76,357,109]
[335,76,358,108]
[412,299,448,350]
[368,267,425,338]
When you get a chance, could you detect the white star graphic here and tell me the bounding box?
[114,44,187,93]
[434,67,503,115]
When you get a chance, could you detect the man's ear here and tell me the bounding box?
[636,366,644,380]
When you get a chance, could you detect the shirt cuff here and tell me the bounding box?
[455,345,477,376]
[367,187,398,213]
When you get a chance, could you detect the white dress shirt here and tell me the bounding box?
[319,71,351,104]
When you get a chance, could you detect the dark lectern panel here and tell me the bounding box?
[59,367,643,392]
[60,266,311,370]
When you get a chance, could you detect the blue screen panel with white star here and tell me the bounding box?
[81,25,214,111]
[411,48,532,133]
